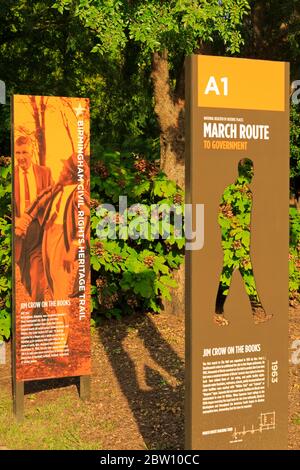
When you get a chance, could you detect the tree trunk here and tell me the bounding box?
[151,50,185,188]
[30,96,46,166]
[151,50,185,316]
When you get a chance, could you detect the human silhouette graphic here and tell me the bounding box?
[214,158,272,326]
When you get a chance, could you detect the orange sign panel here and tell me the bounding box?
[13,95,91,381]
[198,55,286,112]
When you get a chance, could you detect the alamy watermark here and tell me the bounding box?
[0,341,5,364]
[95,196,204,251]
[291,80,300,105]
[0,80,5,105]
[291,339,300,365]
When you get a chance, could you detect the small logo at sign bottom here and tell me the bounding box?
[0,341,5,364]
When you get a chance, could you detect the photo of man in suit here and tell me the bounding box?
[14,136,53,316]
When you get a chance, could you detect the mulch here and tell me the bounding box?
[288,306,300,449]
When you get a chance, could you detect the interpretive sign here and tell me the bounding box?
[12,95,91,384]
[185,56,289,450]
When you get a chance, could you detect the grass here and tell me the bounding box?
[0,389,103,450]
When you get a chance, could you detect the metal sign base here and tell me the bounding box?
[13,375,91,422]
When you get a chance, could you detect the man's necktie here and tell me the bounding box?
[23,170,30,209]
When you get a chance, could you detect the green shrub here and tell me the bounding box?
[90,148,184,320]
[289,207,300,306]
[0,158,12,339]
[217,168,257,300]
[217,167,300,306]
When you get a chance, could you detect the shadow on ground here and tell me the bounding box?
[98,313,185,450]
[24,376,79,395]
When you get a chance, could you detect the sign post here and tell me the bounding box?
[12,95,91,420]
[185,55,289,450]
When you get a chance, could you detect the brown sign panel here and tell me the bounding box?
[12,95,91,381]
[185,56,289,450]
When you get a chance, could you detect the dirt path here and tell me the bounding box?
[0,308,299,450]
[288,306,300,449]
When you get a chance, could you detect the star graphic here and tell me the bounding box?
[74,103,86,117]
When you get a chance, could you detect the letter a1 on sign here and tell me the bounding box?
[185,56,289,450]
[204,76,229,96]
